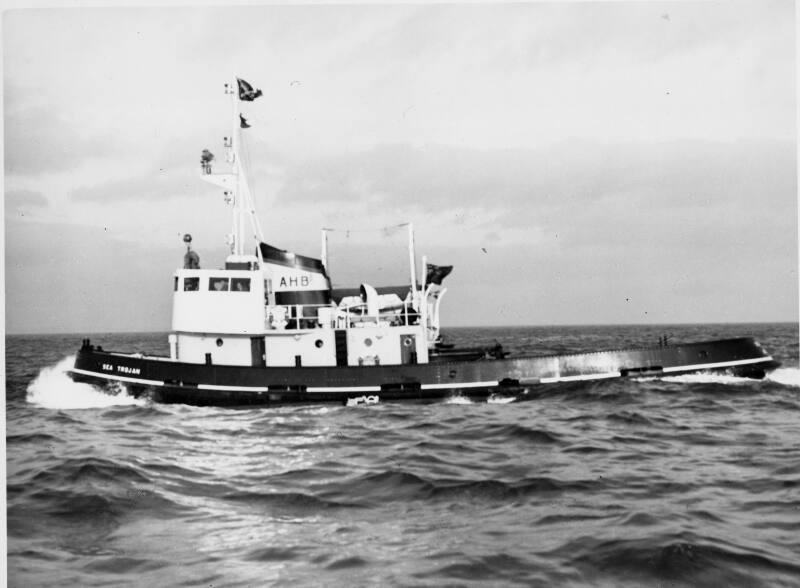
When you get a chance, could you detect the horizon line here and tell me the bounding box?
[6,320,799,337]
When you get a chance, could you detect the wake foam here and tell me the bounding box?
[26,356,147,410]
[657,373,753,385]
[445,394,517,404]
[767,367,800,388]
[443,395,474,405]
[487,394,517,404]
[635,366,800,387]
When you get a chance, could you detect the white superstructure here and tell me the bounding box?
[168,78,446,369]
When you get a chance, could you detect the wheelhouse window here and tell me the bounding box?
[184,277,200,291]
[231,278,250,292]
[210,277,229,291]
[174,276,179,291]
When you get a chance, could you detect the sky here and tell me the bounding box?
[3,1,798,334]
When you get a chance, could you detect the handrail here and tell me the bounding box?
[264,300,419,331]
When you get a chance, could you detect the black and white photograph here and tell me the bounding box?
[4,1,799,586]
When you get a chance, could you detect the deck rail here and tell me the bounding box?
[265,300,420,331]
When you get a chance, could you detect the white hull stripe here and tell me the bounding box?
[422,381,499,390]
[661,356,773,373]
[303,382,500,393]
[539,372,621,384]
[70,368,165,387]
[198,384,269,392]
[307,385,381,393]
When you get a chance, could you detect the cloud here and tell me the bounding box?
[494,1,793,68]
[268,138,797,315]
[4,103,118,176]
[4,189,48,214]
[5,218,176,334]
[70,166,197,202]
[3,4,796,332]
[273,139,795,222]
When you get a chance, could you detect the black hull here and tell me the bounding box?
[68,337,779,407]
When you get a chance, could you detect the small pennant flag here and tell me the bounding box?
[239,114,251,129]
[237,78,263,101]
[425,263,453,285]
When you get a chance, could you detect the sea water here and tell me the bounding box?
[6,324,800,587]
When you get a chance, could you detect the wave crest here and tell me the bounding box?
[26,356,146,410]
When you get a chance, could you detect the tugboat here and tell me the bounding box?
[69,79,779,406]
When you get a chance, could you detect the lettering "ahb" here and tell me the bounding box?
[279,275,310,288]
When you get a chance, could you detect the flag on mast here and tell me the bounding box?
[237,78,263,101]
[239,114,251,129]
[425,263,453,285]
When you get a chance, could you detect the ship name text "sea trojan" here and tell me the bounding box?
[101,364,142,375]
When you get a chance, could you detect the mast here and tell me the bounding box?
[229,80,242,256]
[321,229,329,271]
[201,78,265,264]
[408,222,417,293]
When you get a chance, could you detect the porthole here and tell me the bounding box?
[364,338,373,347]
[403,338,413,347]
[216,338,224,347]
[315,339,324,348]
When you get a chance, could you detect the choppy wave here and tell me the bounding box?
[566,536,800,587]
[7,325,800,587]
[26,356,147,409]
